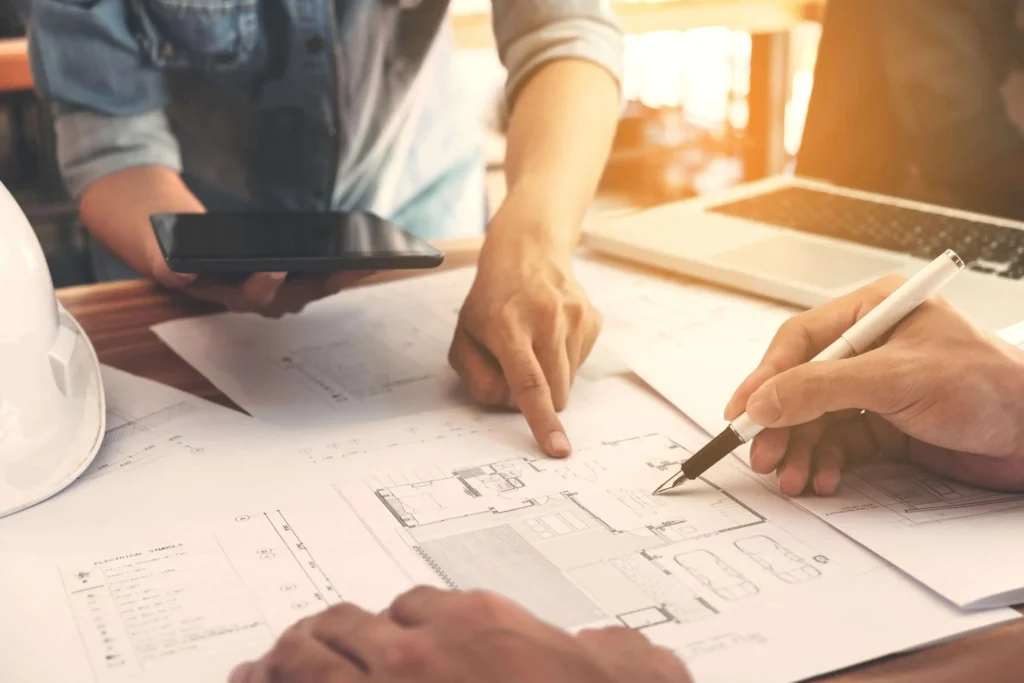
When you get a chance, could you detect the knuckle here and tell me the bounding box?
[651,647,691,680]
[514,371,547,396]
[463,590,510,623]
[597,625,645,644]
[447,340,461,370]
[563,298,587,326]
[390,585,438,617]
[493,306,521,340]
[538,297,562,326]
[469,373,507,406]
[315,602,373,637]
[447,332,472,373]
[324,602,363,622]
[575,627,610,646]
[383,634,444,676]
[775,316,808,344]
[265,630,303,679]
[390,587,421,614]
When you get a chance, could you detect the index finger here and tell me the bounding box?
[491,333,570,458]
[724,276,903,420]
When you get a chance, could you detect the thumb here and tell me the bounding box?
[745,354,900,428]
[146,243,197,289]
[149,259,197,289]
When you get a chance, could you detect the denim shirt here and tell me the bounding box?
[26,0,624,248]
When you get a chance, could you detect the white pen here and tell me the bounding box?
[653,249,966,494]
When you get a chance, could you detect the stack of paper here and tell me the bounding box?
[4,258,1023,683]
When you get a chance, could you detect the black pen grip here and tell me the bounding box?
[681,427,744,480]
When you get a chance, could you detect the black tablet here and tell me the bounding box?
[152,211,444,274]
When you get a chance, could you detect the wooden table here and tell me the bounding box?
[56,238,1024,682]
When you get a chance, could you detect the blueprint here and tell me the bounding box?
[613,303,1024,609]
[147,250,1024,610]
[82,366,257,485]
[1,377,1017,683]
[150,269,478,428]
[148,257,787,429]
[792,460,1024,609]
[325,419,1017,683]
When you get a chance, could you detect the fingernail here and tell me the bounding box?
[780,468,802,497]
[270,272,287,280]
[747,383,782,425]
[814,471,838,496]
[176,272,198,286]
[547,432,572,458]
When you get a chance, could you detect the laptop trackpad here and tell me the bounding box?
[714,236,906,290]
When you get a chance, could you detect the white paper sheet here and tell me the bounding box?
[150,269,479,428]
[148,257,792,429]
[71,366,258,488]
[1,378,1015,683]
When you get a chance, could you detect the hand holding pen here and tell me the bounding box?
[655,250,982,495]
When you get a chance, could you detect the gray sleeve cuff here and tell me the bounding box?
[497,14,625,109]
[55,107,182,199]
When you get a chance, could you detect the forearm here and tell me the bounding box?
[80,166,204,276]
[497,59,620,252]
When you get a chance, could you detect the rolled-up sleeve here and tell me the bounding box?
[52,106,182,199]
[28,0,179,198]
[490,0,625,108]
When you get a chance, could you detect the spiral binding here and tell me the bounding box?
[414,546,458,590]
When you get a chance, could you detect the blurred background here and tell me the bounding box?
[0,0,824,287]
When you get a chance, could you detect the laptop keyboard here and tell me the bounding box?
[708,186,1024,280]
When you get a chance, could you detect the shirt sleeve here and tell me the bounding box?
[875,0,1024,181]
[28,0,180,198]
[51,105,183,200]
[490,0,625,109]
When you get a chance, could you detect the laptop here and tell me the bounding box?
[582,175,1024,341]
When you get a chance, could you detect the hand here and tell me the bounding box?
[80,167,374,317]
[228,587,690,683]
[448,206,602,458]
[154,269,377,318]
[724,276,1024,496]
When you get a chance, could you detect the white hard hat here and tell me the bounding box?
[0,181,105,518]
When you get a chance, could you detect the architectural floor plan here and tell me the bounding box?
[1,379,1017,683]
[78,367,256,487]
[789,458,1024,608]
[841,461,1024,525]
[151,269,476,428]
[337,434,837,637]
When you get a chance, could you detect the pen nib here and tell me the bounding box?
[653,471,689,495]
